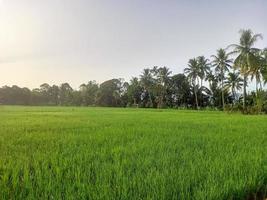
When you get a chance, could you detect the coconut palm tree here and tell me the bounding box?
[205,70,216,90]
[205,71,219,106]
[156,67,172,108]
[211,48,232,110]
[197,56,210,87]
[260,48,267,85]
[250,54,264,93]
[157,67,172,86]
[184,58,201,109]
[140,68,154,107]
[249,48,267,94]
[225,72,243,102]
[228,29,263,110]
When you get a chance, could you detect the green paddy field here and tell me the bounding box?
[0,106,266,199]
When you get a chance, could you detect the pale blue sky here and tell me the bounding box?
[0,0,266,88]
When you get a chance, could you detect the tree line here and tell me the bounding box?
[1,29,267,113]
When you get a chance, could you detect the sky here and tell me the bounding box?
[0,0,266,89]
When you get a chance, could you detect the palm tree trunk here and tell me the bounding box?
[148,92,153,107]
[145,87,152,108]
[255,79,258,98]
[243,74,247,111]
[158,94,163,108]
[231,86,234,106]
[194,88,199,109]
[222,79,225,110]
[194,81,199,110]
[209,82,214,107]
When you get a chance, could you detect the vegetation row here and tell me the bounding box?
[1,29,267,114]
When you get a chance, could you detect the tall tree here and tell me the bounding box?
[171,74,191,107]
[262,48,267,84]
[140,68,154,107]
[154,66,172,108]
[50,85,60,105]
[249,48,267,94]
[40,83,52,104]
[197,56,210,87]
[205,71,216,93]
[211,48,232,110]
[184,58,201,109]
[127,77,142,106]
[225,72,243,102]
[249,52,264,93]
[96,79,124,107]
[79,81,98,106]
[205,71,218,106]
[59,83,73,106]
[228,29,263,110]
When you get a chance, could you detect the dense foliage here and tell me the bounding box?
[0,29,267,113]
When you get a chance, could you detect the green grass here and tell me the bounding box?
[0,106,266,199]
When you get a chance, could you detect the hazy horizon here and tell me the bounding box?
[0,0,267,89]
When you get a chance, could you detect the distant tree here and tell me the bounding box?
[262,48,267,84]
[197,56,210,87]
[140,68,154,107]
[72,90,82,106]
[211,48,232,110]
[196,85,212,107]
[79,81,98,106]
[59,83,73,106]
[153,66,172,108]
[31,88,42,105]
[171,74,191,107]
[39,83,52,104]
[127,77,142,106]
[0,85,31,105]
[205,70,217,105]
[228,29,263,110]
[96,79,124,107]
[120,81,130,107]
[249,48,267,93]
[249,52,265,93]
[225,72,243,102]
[50,85,60,105]
[184,58,201,109]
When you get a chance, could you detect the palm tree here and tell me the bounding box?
[140,68,154,107]
[228,29,263,110]
[128,77,142,105]
[225,72,243,102]
[249,48,267,94]
[184,58,201,109]
[211,48,232,110]
[157,67,171,86]
[156,67,172,108]
[205,70,216,90]
[197,56,210,87]
[262,48,267,84]
[205,71,218,106]
[250,54,264,93]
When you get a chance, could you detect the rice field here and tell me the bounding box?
[0,106,266,199]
